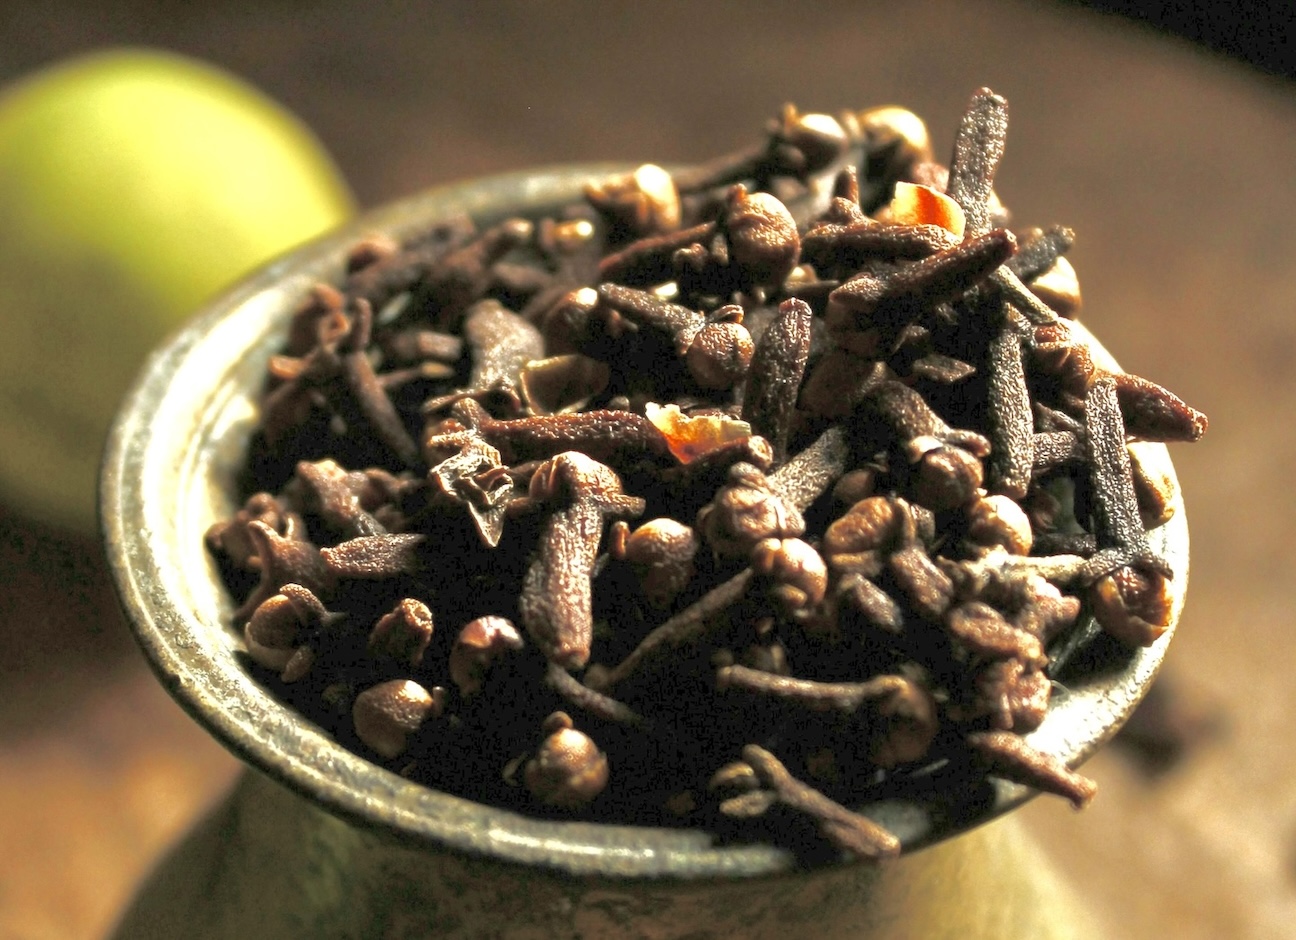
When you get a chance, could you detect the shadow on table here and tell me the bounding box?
[0,502,140,739]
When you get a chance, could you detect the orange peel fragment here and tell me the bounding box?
[644,402,751,464]
[884,181,966,237]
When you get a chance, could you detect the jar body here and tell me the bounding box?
[112,770,1101,940]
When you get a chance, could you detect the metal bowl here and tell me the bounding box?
[100,164,1188,882]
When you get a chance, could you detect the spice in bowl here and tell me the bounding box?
[205,88,1207,862]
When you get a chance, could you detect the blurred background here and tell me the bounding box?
[0,1,1290,936]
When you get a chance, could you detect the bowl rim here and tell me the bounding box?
[100,163,1188,879]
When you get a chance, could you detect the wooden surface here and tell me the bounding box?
[0,1,1287,936]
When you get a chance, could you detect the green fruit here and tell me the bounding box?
[0,48,355,532]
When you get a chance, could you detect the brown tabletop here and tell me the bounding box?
[0,1,1286,937]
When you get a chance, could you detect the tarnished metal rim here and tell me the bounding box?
[100,164,1188,879]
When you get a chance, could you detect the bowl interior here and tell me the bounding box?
[100,165,1188,878]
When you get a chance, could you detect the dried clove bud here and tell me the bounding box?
[856,380,990,512]
[945,88,1008,238]
[770,104,851,178]
[417,217,535,330]
[984,318,1033,500]
[448,616,525,698]
[585,163,681,235]
[854,105,934,180]
[206,492,304,570]
[523,712,610,809]
[590,569,756,692]
[519,452,645,669]
[889,545,956,621]
[457,298,544,413]
[966,730,1097,809]
[741,745,901,860]
[1109,371,1209,444]
[945,601,1045,665]
[596,220,718,286]
[290,459,387,539]
[716,665,916,721]
[868,677,939,768]
[1090,565,1174,648]
[824,229,1017,349]
[769,426,852,512]
[596,284,755,390]
[611,517,699,609]
[697,463,805,558]
[243,583,327,672]
[367,599,434,667]
[321,533,427,580]
[823,495,917,576]
[965,494,1034,556]
[353,679,444,759]
[741,298,812,463]
[837,572,906,635]
[750,537,829,613]
[721,186,801,292]
[237,520,335,620]
[455,405,671,469]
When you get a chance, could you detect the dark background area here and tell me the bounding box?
[1071,0,1295,78]
[0,2,1293,937]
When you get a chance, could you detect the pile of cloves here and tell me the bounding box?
[207,89,1207,862]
